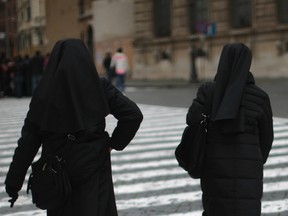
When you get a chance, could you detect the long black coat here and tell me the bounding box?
[5,78,143,216]
[186,77,273,216]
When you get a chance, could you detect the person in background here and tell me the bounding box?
[43,52,50,72]
[22,54,32,97]
[5,39,143,216]
[103,52,114,82]
[13,55,24,98]
[179,43,274,216]
[30,50,44,94]
[6,58,14,97]
[0,53,7,97]
[110,47,129,92]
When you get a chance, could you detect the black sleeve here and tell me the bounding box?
[182,83,210,150]
[101,78,143,150]
[175,83,208,169]
[259,95,274,164]
[186,83,208,126]
[5,118,42,191]
[181,83,208,143]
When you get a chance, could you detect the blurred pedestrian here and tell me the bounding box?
[103,52,114,82]
[43,52,50,72]
[5,59,14,97]
[5,39,143,216]
[179,43,274,216]
[30,50,44,94]
[0,57,6,97]
[110,47,129,92]
[22,54,32,96]
[0,60,8,97]
[13,55,24,98]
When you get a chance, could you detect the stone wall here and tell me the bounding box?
[133,0,288,80]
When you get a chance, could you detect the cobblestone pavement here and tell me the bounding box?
[0,98,288,216]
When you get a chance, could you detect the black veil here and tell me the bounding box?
[27,39,109,133]
[211,43,252,122]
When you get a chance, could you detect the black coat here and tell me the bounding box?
[186,77,273,216]
[5,78,143,216]
[29,54,44,76]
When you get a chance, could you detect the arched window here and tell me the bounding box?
[154,0,171,37]
[231,0,251,28]
[278,0,288,23]
[189,0,209,34]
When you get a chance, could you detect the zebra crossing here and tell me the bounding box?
[0,98,288,215]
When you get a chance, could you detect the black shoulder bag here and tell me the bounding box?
[27,134,76,210]
[175,85,213,179]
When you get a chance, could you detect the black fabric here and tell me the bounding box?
[5,185,18,207]
[5,39,143,215]
[5,78,143,215]
[29,52,44,76]
[28,39,109,133]
[175,82,214,179]
[185,77,273,215]
[27,153,72,210]
[212,43,252,122]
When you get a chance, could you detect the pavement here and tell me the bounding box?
[125,77,288,119]
[1,100,288,216]
[0,78,288,216]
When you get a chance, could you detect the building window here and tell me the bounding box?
[78,0,84,15]
[278,0,288,23]
[189,0,208,34]
[27,5,31,21]
[231,0,251,28]
[154,0,171,37]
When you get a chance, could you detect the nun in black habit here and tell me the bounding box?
[181,43,273,216]
[5,39,143,216]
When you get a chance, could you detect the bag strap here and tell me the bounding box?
[56,134,77,161]
[201,82,214,130]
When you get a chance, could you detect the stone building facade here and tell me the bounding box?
[91,0,134,76]
[17,0,46,56]
[44,0,134,76]
[0,0,17,58]
[133,0,288,80]
[44,0,81,53]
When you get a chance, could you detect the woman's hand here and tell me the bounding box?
[6,185,18,207]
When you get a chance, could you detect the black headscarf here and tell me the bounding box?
[211,43,252,122]
[27,39,109,133]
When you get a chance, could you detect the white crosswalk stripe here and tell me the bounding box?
[0,98,288,215]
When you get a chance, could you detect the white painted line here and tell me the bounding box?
[114,178,197,194]
[134,129,184,137]
[112,159,178,171]
[275,131,288,138]
[116,191,202,210]
[262,199,288,213]
[0,196,32,208]
[112,149,174,161]
[2,210,45,216]
[131,136,181,143]
[159,212,202,216]
[266,154,288,165]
